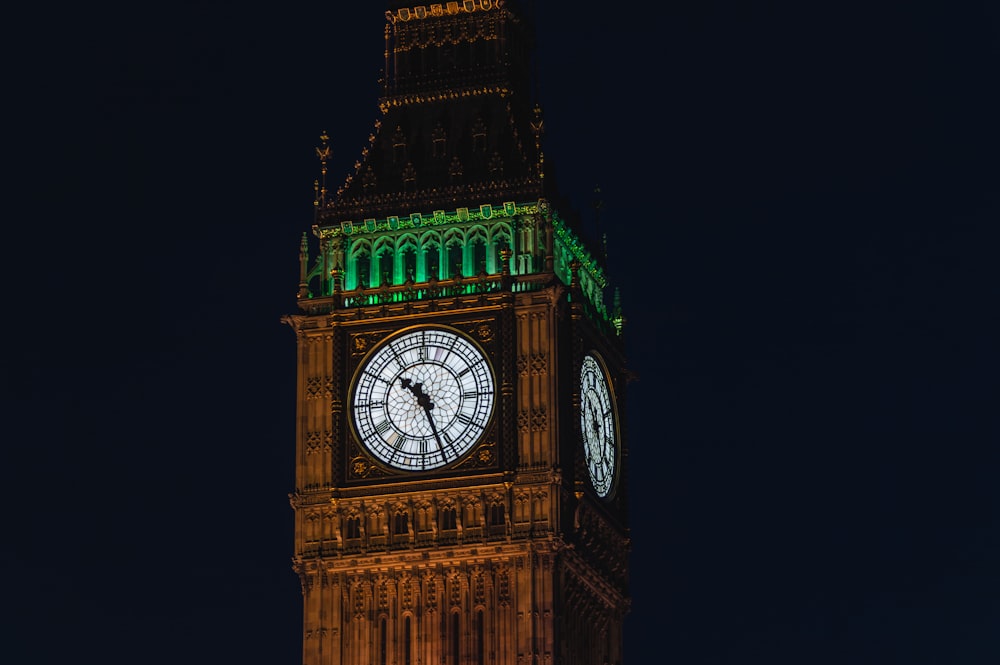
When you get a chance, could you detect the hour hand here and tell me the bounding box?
[401,377,435,410]
[401,377,444,453]
[587,403,601,435]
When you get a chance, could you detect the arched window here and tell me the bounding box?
[492,227,512,273]
[489,502,504,527]
[346,515,361,540]
[471,236,488,275]
[441,506,457,531]
[447,241,464,278]
[422,242,440,281]
[401,246,417,283]
[368,238,396,288]
[378,250,394,287]
[394,511,409,535]
[353,248,372,289]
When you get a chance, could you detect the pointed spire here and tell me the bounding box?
[316,130,331,198]
[612,287,625,334]
[314,131,331,213]
[531,104,545,180]
[298,232,311,300]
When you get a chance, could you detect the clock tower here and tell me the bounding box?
[282,2,633,664]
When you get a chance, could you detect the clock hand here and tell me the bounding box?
[423,407,446,457]
[401,378,446,456]
[587,403,602,441]
[400,377,434,410]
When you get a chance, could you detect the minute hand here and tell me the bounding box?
[401,378,446,456]
[422,405,446,456]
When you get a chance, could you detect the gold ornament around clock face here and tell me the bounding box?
[580,353,619,498]
[350,327,496,472]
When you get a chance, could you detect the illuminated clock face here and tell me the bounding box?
[351,327,495,471]
[580,354,618,498]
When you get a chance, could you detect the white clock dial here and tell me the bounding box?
[351,327,495,471]
[580,353,618,498]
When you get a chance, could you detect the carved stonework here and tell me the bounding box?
[473,321,494,343]
[377,578,389,611]
[353,580,365,620]
[473,570,486,605]
[348,456,390,480]
[517,407,547,433]
[305,375,333,400]
[444,440,496,471]
[498,568,511,607]
[350,329,391,356]
[305,430,333,455]
[425,571,438,614]
[517,352,547,375]
[401,575,414,611]
[449,572,462,608]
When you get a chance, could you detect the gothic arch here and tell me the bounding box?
[488,220,513,249]
[347,237,374,290]
[419,230,444,281]
[414,499,435,533]
[396,232,419,283]
[442,227,467,277]
[467,224,489,275]
[372,236,395,287]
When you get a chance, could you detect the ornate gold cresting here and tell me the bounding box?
[388,0,494,24]
[314,131,331,213]
[531,104,544,181]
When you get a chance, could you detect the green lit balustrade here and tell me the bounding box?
[336,271,526,308]
[297,268,621,338]
[298,270,547,315]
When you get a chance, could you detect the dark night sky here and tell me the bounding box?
[4,2,998,663]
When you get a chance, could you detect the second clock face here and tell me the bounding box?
[350,327,495,471]
[580,353,618,498]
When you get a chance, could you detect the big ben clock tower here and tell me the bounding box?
[282,2,633,664]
